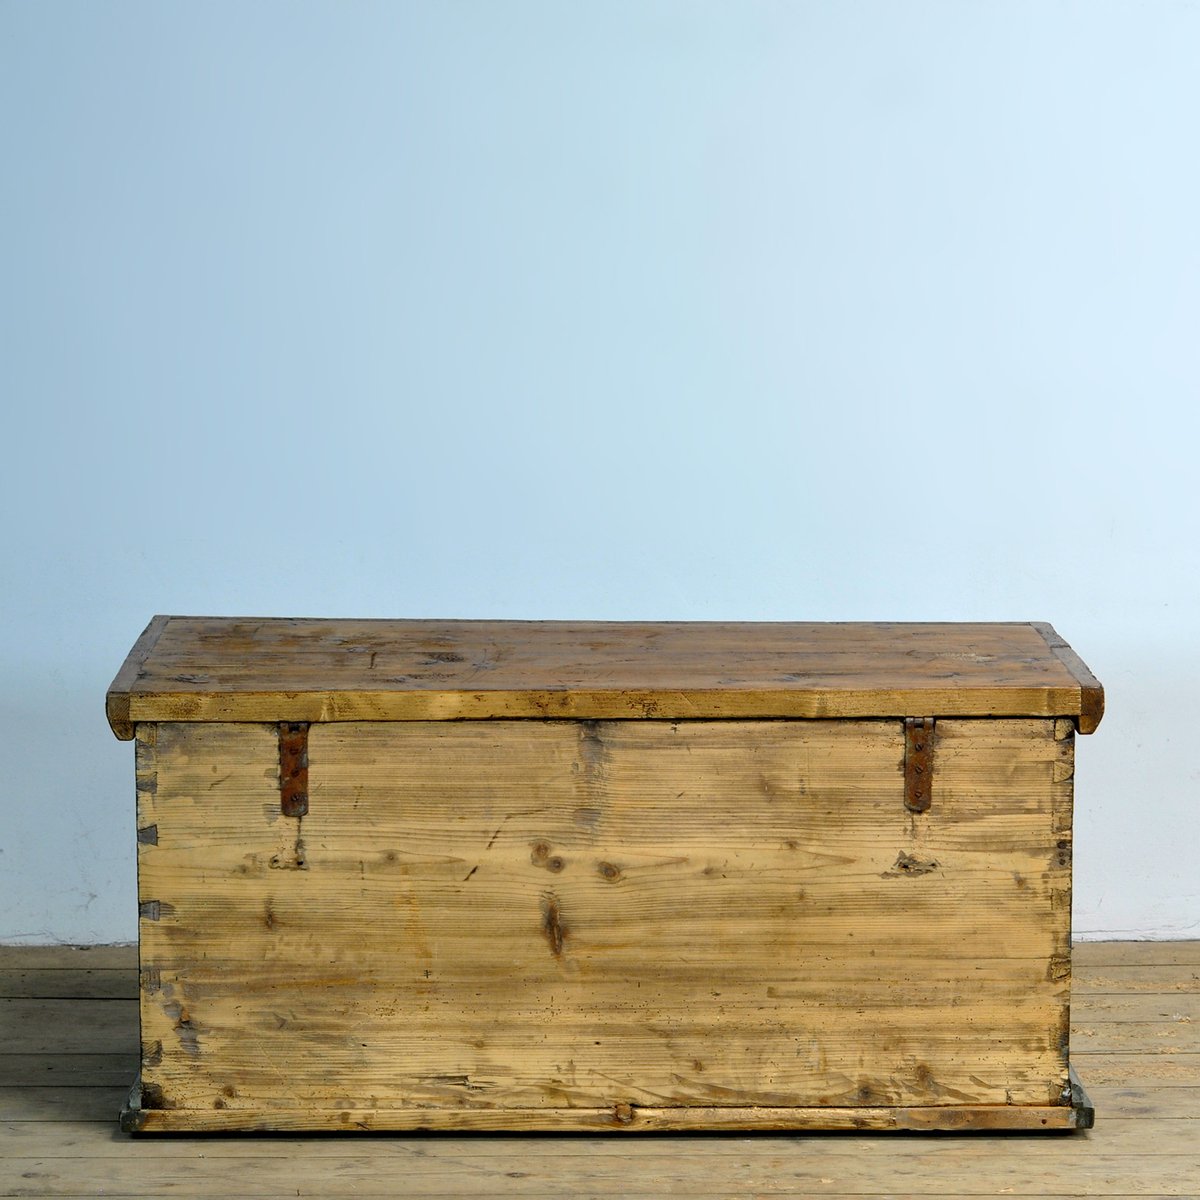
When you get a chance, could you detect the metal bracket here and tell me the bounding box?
[904,718,935,813]
[279,722,310,817]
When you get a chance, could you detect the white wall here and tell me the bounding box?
[1,1,1197,943]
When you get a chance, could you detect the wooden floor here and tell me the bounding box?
[0,942,1197,1198]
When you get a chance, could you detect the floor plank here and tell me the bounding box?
[1075,1053,1200,1086]
[2,1118,1199,1155]
[0,1083,1193,1124]
[0,1000,137,1056]
[0,943,1198,1199]
[0,1056,136,1088]
[0,970,138,1001]
[1074,965,1200,994]
[1085,1086,1200,1118]
[1071,1022,1199,1054]
[1068,993,1200,1021]
[0,947,136,971]
[2,1150,1199,1195]
[1074,942,1200,967]
[0,1089,128,1123]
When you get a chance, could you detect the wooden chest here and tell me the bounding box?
[108,617,1103,1133]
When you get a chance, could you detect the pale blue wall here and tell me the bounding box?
[2,1,1197,941]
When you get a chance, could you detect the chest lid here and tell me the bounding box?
[106,616,1103,740]
[108,619,1099,739]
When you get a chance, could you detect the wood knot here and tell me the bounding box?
[531,842,565,872]
[613,1102,634,1125]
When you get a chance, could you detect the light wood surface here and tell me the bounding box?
[0,942,1197,1197]
[106,618,1104,737]
[129,717,1076,1130]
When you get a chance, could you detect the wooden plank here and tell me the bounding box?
[134,718,1073,1122]
[1069,994,1200,1022]
[1086,1086,1200,1118]
[1074,942,1200,967]
[1070,1023,1199,1054]
[0,1000,137,1055]
[0,946,136,970]
[0,1086,127,1122]
[106,618,1101,731]
[120,1101,1090,1134]
[120,683,1091,729]
[13,1118,1200,1154]
[0,970,138,1000]
[1074,964,1200,993]
[105,614,170,740]
[1072,1054,1200,1086]
[0,1056,135,1087]
[2,1150,1198,1196]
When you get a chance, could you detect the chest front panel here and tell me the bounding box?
[134,717,1073,1123]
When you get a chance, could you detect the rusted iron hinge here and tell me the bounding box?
[279,722,310,817]
[904,717,935,813]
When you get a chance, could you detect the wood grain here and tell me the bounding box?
[131,717,1075,1129]
[105,618,1103,737]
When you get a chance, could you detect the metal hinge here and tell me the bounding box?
[279,722,310,817]
[904,717,935,813]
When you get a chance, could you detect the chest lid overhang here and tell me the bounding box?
[106,616,1104,741]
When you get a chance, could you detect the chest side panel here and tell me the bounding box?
[135,718,1072,1117]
